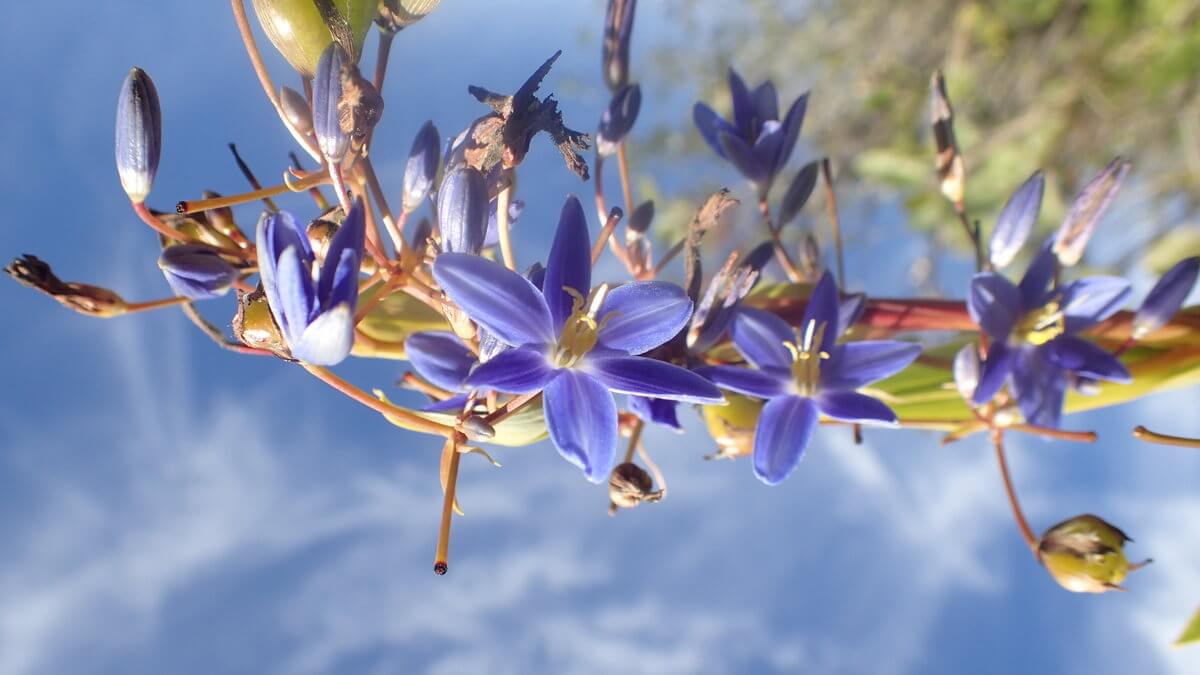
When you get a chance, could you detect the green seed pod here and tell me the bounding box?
[1037,514,1150,593]
[376,0,441,34]
[251,0,376,77]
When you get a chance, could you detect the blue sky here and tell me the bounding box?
[2,1,1200,673]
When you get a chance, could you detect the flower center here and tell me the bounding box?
[552,284,614,368]
[783,320,830,397]
[1015,300,1065,346]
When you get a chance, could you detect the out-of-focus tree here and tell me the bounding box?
[647,0,1200,270]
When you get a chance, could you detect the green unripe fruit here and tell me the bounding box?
[251,0,376,77]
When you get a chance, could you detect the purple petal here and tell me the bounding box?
[1134,257,1200,338]
[319,199,365,302]
[544,370,618,483]
[595,281,693,355]
[433,253,555,347]
[627,396,682,432]
[718,131,767,184]
[730,308,794,370]
[968,272,1022,340]
[837,292,866,336]
[293,303,354,366]
[770,92,808,177]
[801,271,841,351]
[752,81,778,124]
[972,340,1016,405]
[157,245,236,300]
[322,247,360,315]
[695,365,789,399]
[989,170,1044,270]
[820,340,921,391]
[752,120,785,184]
[1053,158,1130,267]
[587,356,724,404]
[422,393,470,414]
[1060,276,1131,333]
[753,395,818,485]
[465,346,555,394]
[1018,240,1058,309]
[1011,347,1066,429]
[543,196,592,329]
[274,244,316,344]
[728,68,756,138]
[817,391,898,425]
[1042,336,1131,383]
[405,331,477,391]
[692,103,736,159]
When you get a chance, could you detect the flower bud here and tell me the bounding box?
[602,0,637,91]
[1053,157,1130,267]
[279,85,313,136]
[312,44,349,163]
[436,166,488,255]
[627,199,654,234]
[1037,514,1150,593]
[376,0,442,33]
[403,120,441,212]
[953,343,980,403]
[1133,256,1200,339]
[251,0,375,77]
[233,286,290,358]
[115,67,161,203]
[989,170,1044,270]
[608,462,661,511]
[596,83,641,157]
[157,245,238,300]
[460,416,495,441]
[778,160,820,230]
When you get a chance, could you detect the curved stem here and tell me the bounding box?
[1133,425,1200,448]
[991,429,1038,552]
[124,295,190,313]
[759,198,803,281]
[820,158,846,286]
[496,184,516,271]
[301,363,454,436]
[615,144,636,219]
[132,201,189,243]
[434,437,460,575]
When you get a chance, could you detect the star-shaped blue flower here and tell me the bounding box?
[433,195,724,482]
[968,240,1132,427]
[697,272,920,485]
[693,68,809,196]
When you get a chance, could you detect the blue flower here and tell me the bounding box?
[693,69,809,195]
[597,83,641,156]
[696,272,920,485]
[968,240,1132,427]
[256,200,365,366]
[433,195,724,482]
[157,244,237,300]
[1133,256,1199,340]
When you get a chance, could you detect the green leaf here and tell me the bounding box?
[1175,605,1200,646]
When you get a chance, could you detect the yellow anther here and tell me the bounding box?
[1016,300,1066,346]
[553,284,613,368]
[781,320,831,396]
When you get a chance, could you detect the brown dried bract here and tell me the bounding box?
[5,255,128,318]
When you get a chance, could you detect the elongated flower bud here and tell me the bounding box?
[596,83,641,157]
[157,245,238,300]
[1053,158,1130,267]
[778,160,819,230]
[952,343,980,403]
[279,85,313,136]
[627,199,654,234]
[436,166,488,255]
[1133,256,1200,339]
[403,121,441,212]
[312,44,349,163]
[602,0,637,91]
[115,67,161,203]
[989,170,1044,270]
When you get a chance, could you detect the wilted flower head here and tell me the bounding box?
[1133,256,1200,340]
[433,195,723,482]
[602,0,636,90]
[968,240,1131,427]
[115,67,161,203]
[1038,514,1150,593]
[403,120,441,212]
[312,44,349,163]
[256,200,365,365]
[436,166,488,255]
[157,244,238,300]
[5,254,128,318]
[597,83,641,157]
[698,272,921,484]
[1052,158,1130,267]
[989,170,1044,270]
[694,69,809,196]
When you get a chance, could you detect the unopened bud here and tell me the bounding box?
[460,416,495,440]
[376,0,442,33]
[1037,514,1150,593]
[608,462,662,511]
[279,85,313,136]
[627,199,654,234]
[115,67,161,203]
[403,120,441,212]
[6,254,128,317]
[1133,256,1200,340]
[312,44,349,162]
[953,343,980,403]
[436,166,488,255]
[157,245,238,300]
[602,0,637,91]
[1053,158,1130,267]
[596,83,641,156]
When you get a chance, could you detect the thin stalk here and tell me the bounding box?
[176,171,329,214]
[615,144,636,219]
[590,208,625,265]
[228,143,279,212]
[434,437,460,575]
[132,201,190,244]
[991,429,1038,552]
[496,184,517,271]
[360,158,405,254]
[820,158,846,286]
[124,295,191,314]
[1133,425,1200,449]
[301,363,455,436]
[759,198,803,281]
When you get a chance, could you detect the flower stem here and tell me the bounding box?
[123,295,190,314]
[496,183,517,271]
[759,198,803,282]
[358,158,405,255]
[592,152,637,273]
[616,143,636,219]
[622,418,644,464]
[175,171,329,214]
[991,429,1038,553]
[301,363,454,436]
[820,158,846,286]
[1133,425,1200,449]
[590,208,625,265]
[132,201,190,244]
